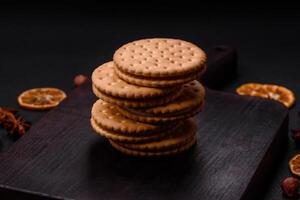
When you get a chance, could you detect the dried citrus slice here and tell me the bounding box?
[236,83,268,98]
[236,83,295,108]
[289,154,300,176]
[18,88,67,110]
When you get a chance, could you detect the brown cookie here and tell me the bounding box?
[113,38,206,78]
[92,61,176,99]
[91,99,174,134]
[109,135,197,157]
[114,65,206,88]
[117,104,203,124]
[92,85,182,108]
[90,118,178,143]
[115,119,196,151]
[131,81,205,116]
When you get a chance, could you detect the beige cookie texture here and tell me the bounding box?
[91,99,174,134]
[92,84,182,108]
[109,136,197,157]
[90,118,177,143]
[132,81,205,116]
[92,61,176,99]
[117,102,203,124]
[116,119,196,151]
[114,65,206,88]
[113,38,206,78]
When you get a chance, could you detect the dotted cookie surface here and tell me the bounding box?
[114,65,206,88]
[92,61,176,99]
[92,84,182,108]
[91,99,173,134]
[113,38,206,78]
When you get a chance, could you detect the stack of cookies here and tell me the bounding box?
[91,38,206,157]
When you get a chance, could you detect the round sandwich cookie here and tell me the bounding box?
[131,81,205,115]
[90,118,178,143]
[116,81,205,123]
[91,99,175,135]
[92,61,177,99]
[114,65,206,88]
[115,119,197,152]
[113,38,207,78]
[109,135,197,157]
[92,85,182,108]
[117,104,203,124]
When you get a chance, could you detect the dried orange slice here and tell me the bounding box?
[236,83,295,108]
[289,154,300,176]
[18,88,67,110]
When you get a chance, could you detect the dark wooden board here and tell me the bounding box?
[0,83,288,200]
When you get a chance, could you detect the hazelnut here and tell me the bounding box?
[292,129,300,141]
[74,74,88,87]
[281,176,299,197]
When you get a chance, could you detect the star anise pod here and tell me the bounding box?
[0,107,31,136]
[15,116,31,135]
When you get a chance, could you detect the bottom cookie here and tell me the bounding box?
[115,119,197,151]
[109,136,197,157]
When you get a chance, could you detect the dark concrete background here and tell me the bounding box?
[0,3,300,199]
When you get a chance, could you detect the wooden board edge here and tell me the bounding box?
[0,184,67,200]
[241,114,289,200]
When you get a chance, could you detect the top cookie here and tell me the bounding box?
[113,38,206,78]
[92,61,175,99]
